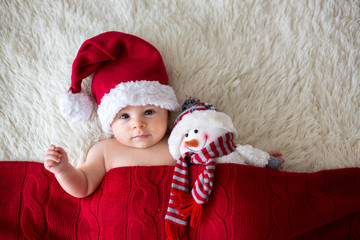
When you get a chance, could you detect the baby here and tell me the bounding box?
[44,105,176,198]
[44,32,179,198]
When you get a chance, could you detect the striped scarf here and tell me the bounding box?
[165,132,237,240]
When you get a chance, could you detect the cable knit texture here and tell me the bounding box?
[1,161,360,239]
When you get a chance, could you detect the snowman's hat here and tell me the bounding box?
[168,98,237,160]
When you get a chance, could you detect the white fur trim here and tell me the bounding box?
[168,110,237,160]
[58,90,94,122]
[97,80,179,134]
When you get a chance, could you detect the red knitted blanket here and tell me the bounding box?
[1,161,359,239]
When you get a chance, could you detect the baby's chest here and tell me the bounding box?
[106,148,174,169]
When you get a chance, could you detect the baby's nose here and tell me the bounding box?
[184,139,199,147]
[131,118,145,129]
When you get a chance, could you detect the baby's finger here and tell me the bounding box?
[44,160,57,170]
[54,147,67,155]
[47,148,62,155]
[45,153,62,163]
[48,145,57,150]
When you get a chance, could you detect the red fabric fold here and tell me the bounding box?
[0,161,359,240]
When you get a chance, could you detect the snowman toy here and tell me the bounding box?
[168,98,283,169]
[165,98,283,238]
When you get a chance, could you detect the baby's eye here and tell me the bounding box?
[144,109,154,115]
[194,129,198,134]
[120,113,129,119]
[185,133,189,137]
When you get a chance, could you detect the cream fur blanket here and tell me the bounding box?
[0,0,359,172]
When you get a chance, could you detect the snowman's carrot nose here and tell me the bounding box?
[185,139,199,147]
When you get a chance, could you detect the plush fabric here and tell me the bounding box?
[0,1,359,238]
[1,161,359,240]
[1,0,359,172]
[166,132,237,234]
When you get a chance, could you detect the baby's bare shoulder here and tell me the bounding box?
[87,139,120,158]
[89,139,123,170]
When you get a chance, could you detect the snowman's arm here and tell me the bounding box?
[236,144,270,167]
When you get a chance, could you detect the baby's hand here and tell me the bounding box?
[44,145,69,175]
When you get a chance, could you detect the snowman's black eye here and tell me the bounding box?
[194,129,198,134]
[185,133,189,137]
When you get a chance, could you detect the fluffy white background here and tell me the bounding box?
[0,0,359,172]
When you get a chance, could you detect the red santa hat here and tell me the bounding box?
[58,31,179,134]
[168,98,237,160]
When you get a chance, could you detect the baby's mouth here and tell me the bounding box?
[133,134,150,140]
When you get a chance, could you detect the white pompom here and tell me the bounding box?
[58,90,94,121]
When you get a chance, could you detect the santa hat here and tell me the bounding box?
[168,98,237,160]
[58,31,179,134]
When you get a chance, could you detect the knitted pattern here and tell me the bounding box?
[165,132,237,239]
[1,162,360,239]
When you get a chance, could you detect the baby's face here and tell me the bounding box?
[111,105,168,149]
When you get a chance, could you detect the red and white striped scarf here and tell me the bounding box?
[165,132,237,240]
